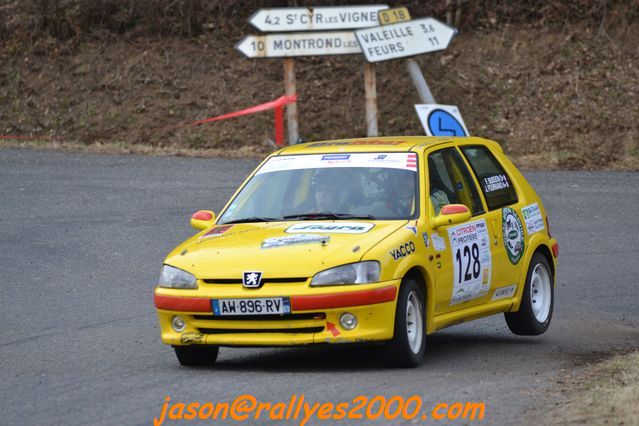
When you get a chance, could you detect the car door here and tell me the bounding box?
[425,146,492,314]
[458,144,525,302]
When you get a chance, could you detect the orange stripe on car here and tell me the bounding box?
[154,294,211,312]
[291,285,397,311]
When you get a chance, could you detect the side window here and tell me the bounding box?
[428,148,484,216]
[461,146,518,210]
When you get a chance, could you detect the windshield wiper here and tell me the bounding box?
[283,212,376,220]
[222,216,280,224]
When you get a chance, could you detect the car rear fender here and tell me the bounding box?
[509,234,557,312]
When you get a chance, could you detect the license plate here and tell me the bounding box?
[212,297,291,316]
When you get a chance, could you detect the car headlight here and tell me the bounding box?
[310,261,380,286]
[158,265,197,289]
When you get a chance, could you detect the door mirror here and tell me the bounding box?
[432,204,471,229]
[190,210,216,230]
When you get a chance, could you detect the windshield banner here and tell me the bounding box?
[256,153,418,175]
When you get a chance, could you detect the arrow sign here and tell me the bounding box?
[249,5,389,32]
[326,322,341,337]
[235,32,361,58]
[354,17,457,63]
[415,104,470,137]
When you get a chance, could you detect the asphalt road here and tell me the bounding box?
[1,148,637,426]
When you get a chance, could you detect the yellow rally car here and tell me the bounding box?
[154,137,558,367]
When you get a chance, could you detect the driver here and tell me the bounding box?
[387,171,415,216]
[314,171,342,212]
[292,169,342,214]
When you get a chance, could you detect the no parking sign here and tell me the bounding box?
[415,104,470,137]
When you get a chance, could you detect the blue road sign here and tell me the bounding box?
[427,109,468,137]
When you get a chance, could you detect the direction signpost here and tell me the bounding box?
[355,17,457,63]
[239,5,388,144]
[235,32,360,58]
[249,5,388,32]
[236,5,460,144]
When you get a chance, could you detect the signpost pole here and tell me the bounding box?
[283,58,299,145]
[364,62,378,137]
[406,58,436,104]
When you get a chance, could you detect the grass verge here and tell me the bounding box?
[544,351,639,425]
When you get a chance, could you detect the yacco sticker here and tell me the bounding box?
[483,174,510,193]
[447,219,492,305]
[261,234,330,249]
[201,225,234,239]
[256,153,418,175]
[521,203,545,235]
[491,284,517,301]
[389,241,416,261]
[286,222,374,234]
[431,233,446,252]
[502,207,525,265]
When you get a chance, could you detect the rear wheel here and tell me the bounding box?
[387,278,426,367]
[173,345,219,367]
[505,252,554,335]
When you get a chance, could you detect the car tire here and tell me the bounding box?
[505,252,554,336]
[173,345,219,367]
[386,278,426,368]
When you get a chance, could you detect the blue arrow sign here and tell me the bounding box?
[427,109,467,137]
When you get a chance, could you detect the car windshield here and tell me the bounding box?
[219,152,419,223]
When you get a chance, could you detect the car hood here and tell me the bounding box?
[165,221,406,279]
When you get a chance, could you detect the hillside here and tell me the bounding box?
[1,1,637,169]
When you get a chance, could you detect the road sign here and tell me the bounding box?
[235,32,361,58]
[249,5,388,32]
[415,104,469,137]
[378,7,411,25]
[355,17,457,63]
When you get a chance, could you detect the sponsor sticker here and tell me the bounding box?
[405,225,417,235]
[431,233,446,252]
[201,225,234,239]
[491,284,517,301]
[502,207,525,264]
[180,332,205,344]
[422,232,430,248]
[261,234,330,249]
[521,202,545,235]
[389,241,416,261]
[286,222,374,234]
[448,219,492,305]
[321,154,351,161]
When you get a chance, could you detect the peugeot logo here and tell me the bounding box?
[242,271,263,288]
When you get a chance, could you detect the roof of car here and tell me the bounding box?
[275,136,493,155]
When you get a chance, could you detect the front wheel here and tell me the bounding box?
[386,278,426,368]
[505,252,554,335]
[173,345,219,367]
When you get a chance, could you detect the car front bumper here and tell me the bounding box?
[154,280,400,347]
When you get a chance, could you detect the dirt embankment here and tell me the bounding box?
[1,2,638,169]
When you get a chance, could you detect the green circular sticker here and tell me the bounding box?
[502,207,524,264]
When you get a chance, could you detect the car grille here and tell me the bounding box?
[191,312,326,335]
[198,327,324,334]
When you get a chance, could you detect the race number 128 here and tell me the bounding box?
[455,243,480,283]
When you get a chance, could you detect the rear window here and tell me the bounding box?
[461,146,518,210]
